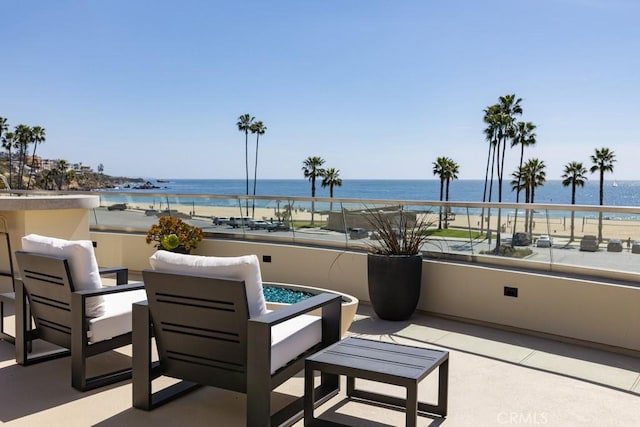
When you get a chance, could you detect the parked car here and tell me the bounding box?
[536,235,553,248]
[349,228,368,240]
[213,216,230,225]
[607,238,623,252]
[248,220,270,230]
[229,217,253,228]
[107,203,127,211]
[512,232,531,246]
[579,235,599,252]
[266,221,290,232]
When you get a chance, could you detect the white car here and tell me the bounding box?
[536,235,553,248]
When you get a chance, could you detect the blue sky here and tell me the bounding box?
[2,0,639,180]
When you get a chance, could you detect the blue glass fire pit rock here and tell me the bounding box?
[263,286,314,304]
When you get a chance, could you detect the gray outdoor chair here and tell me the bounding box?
[14,234,146,391]
[133,268,341,426]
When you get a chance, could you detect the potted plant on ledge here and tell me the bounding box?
[146,216,203,254]
[364,207,434,321]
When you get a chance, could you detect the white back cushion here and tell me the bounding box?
[149,251,267,318]
[21,234,105,317]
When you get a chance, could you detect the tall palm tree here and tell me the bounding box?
[432,156,449,229]
[509,121,536,240]
[302,156,326,225]
[236,113,254,216]
[481,106,500,235]
[511,121,537,203]
[14,124,32,189]
[249,120,266,218]
[321,167,342,212]
[590,147,616,242]
[561,161,588,241]
[521,158,546,233]
[495,94,523,202]
[1,117,13,187]
[443,158,459,228]
[483,94,522,249]
[27,125,46,190]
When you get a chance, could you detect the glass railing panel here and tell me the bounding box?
[10,189,640,278]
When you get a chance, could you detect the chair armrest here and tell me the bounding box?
[250,292,341,328]
[99,267,128,285]
[74,282,145,299]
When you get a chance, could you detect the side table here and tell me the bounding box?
[304,337,448,427]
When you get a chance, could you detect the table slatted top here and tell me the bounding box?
[307,337,448,381]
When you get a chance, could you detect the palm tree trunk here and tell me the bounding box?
[244,131,249,216]
[251,134,260,218]
[481,143,492,234]
[598,170,604,242]
[26,143,39,190]
[438,179,444,229]
[516,145,524,203]
[311,177,316,225]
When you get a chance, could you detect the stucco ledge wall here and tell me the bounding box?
[421,260,640,353]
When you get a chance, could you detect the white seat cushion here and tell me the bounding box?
[149,251,267,318]
[21,234,105,317]
[87,288,147,343]
[270,313,322,374]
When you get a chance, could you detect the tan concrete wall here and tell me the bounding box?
[422,260,640,352]
[90,232,640,352]
[2,209,91,285]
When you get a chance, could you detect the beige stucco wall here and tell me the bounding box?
[90,232,640,353]
[1,208,91,290]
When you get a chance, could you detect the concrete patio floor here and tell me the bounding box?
[0,303,638,426]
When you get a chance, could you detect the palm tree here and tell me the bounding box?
[1,117,14,187]
[521,158,546,233]
[511,121,537,203]
[302,156,326,225]
[249,120,266,218]
[444,158,459,228]
[495,94,523,202]
[483,94,523,249]
[54,160,70,190]
[590,147,616,242]
[27,125,46,190]
[0,117,7,148]
[509,121,536,240]
[14,124,32,189]
[432,156,449,229]
[561,161,588,241]
[481,106,500,235]
[321,167,342,211]
[236,113,254,215]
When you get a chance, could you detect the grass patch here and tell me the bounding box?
[427,228,485,239]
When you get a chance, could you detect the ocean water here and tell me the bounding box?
[115,179,640,208]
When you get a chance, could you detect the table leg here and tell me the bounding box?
[438,359,449,416]
[406,383,418,427]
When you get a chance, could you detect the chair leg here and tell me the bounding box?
[247,321,272,427]
[15,282,29,364]
[132,302,152,409]
[0,295,15,344]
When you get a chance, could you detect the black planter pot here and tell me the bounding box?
[367,253,423,321]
